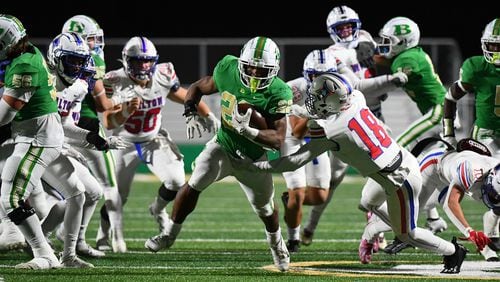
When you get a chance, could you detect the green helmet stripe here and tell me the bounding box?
[493,18,500,36]
[253,37,267,59]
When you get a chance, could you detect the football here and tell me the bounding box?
[237,103,269,130]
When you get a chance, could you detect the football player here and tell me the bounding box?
[0,14,64,269]
[145,36,293,272]
[102,36,219,253]
[233,73,468,274]
[62,15,133,254]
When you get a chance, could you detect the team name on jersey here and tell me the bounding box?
[138,96,164,110]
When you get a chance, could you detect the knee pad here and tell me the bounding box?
[7,200,36,225]
[158,184,177,202]
[254,202,274,217]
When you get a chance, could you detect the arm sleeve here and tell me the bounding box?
[354,75,397,97]
[254,138,337,172]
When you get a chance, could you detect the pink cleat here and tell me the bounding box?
[359,239,374,264]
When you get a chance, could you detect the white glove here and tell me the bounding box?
[388,71,408,87]
[63,146,88,166]
[290,104,311,119]
[232,103,258,139]
[201,112,220,133]
[185,113,205,139]
[107,136,133,150]
[63,79,88,100]
[111,86,136,106]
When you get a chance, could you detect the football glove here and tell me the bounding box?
[388,71,408,87]
[86,131,109,151]
[231,103,258,139]
[355,41,376,69]
[107,136,133,150]
[460,229,491,251]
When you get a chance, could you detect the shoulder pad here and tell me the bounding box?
[154,63,179,87]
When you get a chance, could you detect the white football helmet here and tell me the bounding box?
[62,15,104,52]
[302,49,338,83]
[481,164,500,209]
[481,18,500,66]
[326,6,361,47]
[238,36,280,92]
[0,14,27,61]
[122,36,159,81]
[305,73,352,118]
[378,17,420,59]
[47,32,91,84]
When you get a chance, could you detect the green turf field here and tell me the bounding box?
[0,175,498,281]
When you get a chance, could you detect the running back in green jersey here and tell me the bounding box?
[214,55,292,160]
[460,56,500,131]
[80,52,106,119]
[391,47,446,114]
[4,44,58,121]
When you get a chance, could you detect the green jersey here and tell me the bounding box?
[214,55,292,160]
[80,52,106,119]
[460,56,500,131]
[391,47,446,114]
[4,44,58,121]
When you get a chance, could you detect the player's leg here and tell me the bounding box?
[145,140,228,252]
[1,144,61,269]
[302,156,347,245]
[146,140,185,234]
[236,168,289,272]
[282,165,306,252]
[396,104,443,149]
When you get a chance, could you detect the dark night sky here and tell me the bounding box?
[2,1,497,59]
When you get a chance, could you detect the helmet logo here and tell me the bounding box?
[393,24,411,36]
[68,21,84,33]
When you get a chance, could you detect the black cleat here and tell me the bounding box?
[287,239,300,253]
[383,237,413,255]
[488,237,500,252]
[441,237,468,274]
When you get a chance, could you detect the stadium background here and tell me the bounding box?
[2,1,494,172]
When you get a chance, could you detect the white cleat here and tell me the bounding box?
[0,222,27,252]
[269,235,290,272]
[480,245,499,262]
[60,255,94,268]
[76,242,106,258]
[149,204,169,234]
[425,217,448,234]
[15,254,61,269]
[111,237,127,253]
[145,234,175,252]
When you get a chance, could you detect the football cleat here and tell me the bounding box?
[145,234,176,252]
[76,241,106,258]
[480,245,499,261]
[488,237,500,251]
[0,222,27,251]
[269,235,290,272]
[60,255,94,268]
[441,237,468,274]
[15,254,61,269]
[301,228,314,246]
[358,239,374,264]
[383,237,413,255]
[286,239,300,253]
[426,217,448,234]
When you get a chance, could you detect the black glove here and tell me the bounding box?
[183,99,198,117]
[86,131,109,151]
[355,41,376,69]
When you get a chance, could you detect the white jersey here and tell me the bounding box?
[420,148,499,202]
[53,73,85,123]
[319,91,401,176]
[104,63,179,142]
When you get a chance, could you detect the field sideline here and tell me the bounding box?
[0,174,499,281]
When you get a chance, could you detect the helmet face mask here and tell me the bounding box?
[482,164,500,209]
[122,36,159,82]
[0,14,27,61]
[305,73,352,118]
[481,18,500,66]
[302,49,338,83]
[62,15,105,52]
[238,36,280,93]
[326,6,361,47]
[48,32,91,84]
[378,17,420,59]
